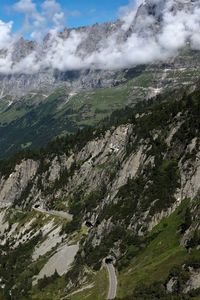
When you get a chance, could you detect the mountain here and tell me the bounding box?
[0,0,200,159]
[0,79,199,300]
[0,2,200,299]
[1,47,200,159]
[0,21,122,97]
[0,0,199,97]
[0,0,200,158]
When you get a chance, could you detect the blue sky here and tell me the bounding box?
[0,0,130,33]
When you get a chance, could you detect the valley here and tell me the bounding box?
[0,0,200,299]
[0,80,199,299]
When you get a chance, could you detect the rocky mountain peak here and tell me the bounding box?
[0,0,200,98]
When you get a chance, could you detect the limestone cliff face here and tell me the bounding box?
[0,106,199,230]
[0,81,199,298]
[0,0,200,98]
[0,160,39,208]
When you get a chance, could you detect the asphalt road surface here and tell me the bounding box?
[33,207,73,221]
[106,263,117,299]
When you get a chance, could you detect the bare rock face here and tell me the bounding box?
[65,125,133,197]
[128,0,199,37]
[0,116,199,220]
[184,268,200,293]
[0,20,124,98]
[178,140,200,200]
[130,0,165,36]
[34,243,79,283]
[0,0,199,98]
[0,83,199,296]
[166,267,200,294]
[48,155,67,183]
[0,70,56,97]
[166,277,178,293]
[12,37,36,63]
[0,159,39,207]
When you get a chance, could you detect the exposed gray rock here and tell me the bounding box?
[33,243,79,283]
[0,160,39,207]
[184,269,200,293]
[166,277,178,293]
[179,150,200,200]
[0,0,200,99]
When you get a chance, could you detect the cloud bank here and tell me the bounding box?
[0,0,200,74]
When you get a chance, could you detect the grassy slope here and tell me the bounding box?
[67,267,108,300]
[1,50,200,159]
[30,267,108,300]
[0,209,72,300]
[118,199,200,298]
[30,199,200,300]
[0,76,143,159]
[1,209,108,300]
[0,70,169,159]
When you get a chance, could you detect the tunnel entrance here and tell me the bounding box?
[85,220,93,228]
[105,258,113,264]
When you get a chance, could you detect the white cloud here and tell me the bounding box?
[41,0,64,29]
[13,0,36,14]
[41,0,61,13]
[43,30,87,70]
[1,0,200,74]
[0,20,13,49]
[119,0,144,31]
[13,0,65,40]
